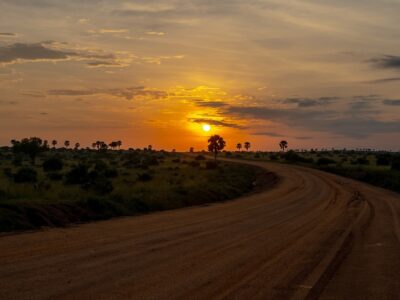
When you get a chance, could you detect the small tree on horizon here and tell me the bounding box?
[12,137,46,165]
[64,140,70,149]
[237,143,242,152]
[208,135,226,161]
[52,140,57,149]
[75,142,80,150]
[244,142,251,151]
[279,140,288,152]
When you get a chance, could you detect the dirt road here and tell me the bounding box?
[1,160,399,299]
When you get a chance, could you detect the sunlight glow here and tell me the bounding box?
[202,124,211,132]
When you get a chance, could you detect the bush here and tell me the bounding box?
[14,167,37,183]
[65,164,89,184]
[269,153,278,160]
[205,161,218,169]
[43,157,63,172]
[195,155,206,161]
[392,159,400,171]
[91,177,114,194]
[47,172,63,181]
[356,157,369,165]
[3,167,13,178]
[376,154,391,166]
[317,157,336,166]
[189,161,200,168]
[137,172,153,182]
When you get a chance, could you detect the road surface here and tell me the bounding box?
[1,160,400,299]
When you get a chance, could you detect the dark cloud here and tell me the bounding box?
[194,100,228,108]
[0,42,76,64]
[48,86,167,100]
[369,55,400,69]
[383,99,400,106]
[282,97,338,108]
[225,105,399,138]
[365,77,400,84]
[0,33,17,37]
[189,118,244,129]
[0,42,121,67]
[252,131,284,137]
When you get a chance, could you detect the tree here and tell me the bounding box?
[148,145,152,151]
[75,142,80,150]
[189,147,194,153]
[64,140,70,149]
[279,140,288,152]
[236,143,242,152]
[52,140,57,149]
[208,135,226,161]
[117,140,122,149]
[92,142,97,150]
[109,141,117,150]
[12,137,45,164]
[244,142,251,151]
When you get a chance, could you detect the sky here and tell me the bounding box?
[0,0,399,151]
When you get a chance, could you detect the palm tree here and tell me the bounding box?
[244,142,251,151]
[279,140,288,152]
[92,142,96,150]
[189,147,194,153]
[208,135,226,161]
[64,140,70,149]
[236,143,242,152]
[117,140,122,149]
[52,140,57,149]
[148,145,152,151]
[75,142,80,150]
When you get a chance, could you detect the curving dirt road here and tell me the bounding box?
[1,160,400,299]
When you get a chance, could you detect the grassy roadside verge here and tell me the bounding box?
[221,151,400,193]
[0,151,276,233]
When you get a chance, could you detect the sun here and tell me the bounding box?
[202,124,211,132]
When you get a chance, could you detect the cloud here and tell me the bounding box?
[225,105,399,138]
[0,41,129,67]
[282,96,339,107]
[189,118,245,129]
[365,77,400,84]
[253,131,284,137]
[145,31,165,36]
[48,86,168,100]
[0,42,75,65]
[383,99,400,106]
[194,100,228,108]
[0,32,18,37]
[369,55,400,69]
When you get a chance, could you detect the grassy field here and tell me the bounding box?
[0,147,274,232]
[223,150,400,193]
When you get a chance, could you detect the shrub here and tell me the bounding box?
[356,157,369,165]
[47,172,63,181]
[195,155,206,161]
[189,161,200,167]
[172,158,181,163]
[105,168,118,178]
[392,159,400,171]
[3,167,13,178]
[137,172,153,182]
[42,157,63,172]
[65,164,89,184]
[269,153,278,160]
[205,161,218,169]
[376,154,391,166]
[91,177,114,194]
[317,157,336,166]
[14,167,37,183]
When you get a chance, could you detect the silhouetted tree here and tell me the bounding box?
[64,140,70,149]
[208,135,226,161]
[237,143,242,151]
[117,140,122,149]
[12,137,46,164]
[92,142,97,150]
[279,140,288,152]
[189,147,194,153]
[75,142,80,150]
[148,145,152,151]
[52,140,57,149]
[109,141,117,150]
[244,142,251,151]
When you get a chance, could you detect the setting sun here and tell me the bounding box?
[202,124,211,132]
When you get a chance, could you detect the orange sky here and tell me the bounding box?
[0,1,399,150]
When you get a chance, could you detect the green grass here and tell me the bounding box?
[0,149,273,232]
[223,150,400,193]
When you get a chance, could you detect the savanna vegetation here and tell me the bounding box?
[226,141,400,193]
[0,137,273,232]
